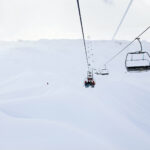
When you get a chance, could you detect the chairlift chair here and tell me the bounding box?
[100,65,109,75]
[95,70,100,75]
[84,70,95,88]
[125,38,150,72]
[94,69,100,75]
[95,66,109,76]
[100,68,109,75]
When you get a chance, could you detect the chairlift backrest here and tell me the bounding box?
[126,51,150,61]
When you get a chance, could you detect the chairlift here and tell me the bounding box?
[95,66,109,76]
[95,70,102,75]
[101,65,109,75]
[84,70,95,88]
[125,38,150,72]
[100,68,109,75]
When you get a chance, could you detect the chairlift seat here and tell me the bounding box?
[127,65,150,72]
[125,51,150,72]
[100,69,109,75]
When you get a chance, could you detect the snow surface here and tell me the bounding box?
[0,39,150,150]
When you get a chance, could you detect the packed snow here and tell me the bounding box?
[0,39,150,150]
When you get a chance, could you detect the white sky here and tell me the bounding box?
[0,0,150,41]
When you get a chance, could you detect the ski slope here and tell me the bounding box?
[0,39,150,150]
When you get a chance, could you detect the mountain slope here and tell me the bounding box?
[0,40,150,150]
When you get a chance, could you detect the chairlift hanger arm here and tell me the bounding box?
[136,38,143,52]
[145,51,150,59]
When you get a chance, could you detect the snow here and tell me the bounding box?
[0,39,150,150]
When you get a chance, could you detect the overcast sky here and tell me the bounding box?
[0,0,150,41]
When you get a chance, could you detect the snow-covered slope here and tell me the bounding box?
[0,40,150,150]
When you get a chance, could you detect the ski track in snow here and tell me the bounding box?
[0,40,150,150]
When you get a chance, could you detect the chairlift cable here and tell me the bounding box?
[112,0,134,40]
[104,26,150,66]
[76,0,89,68]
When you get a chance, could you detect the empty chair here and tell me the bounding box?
[125,52,150,72]
[125,38,150,72]
[95,67,109,75]
[100,68,109,75]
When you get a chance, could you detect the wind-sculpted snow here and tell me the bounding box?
[0,40,150,150]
